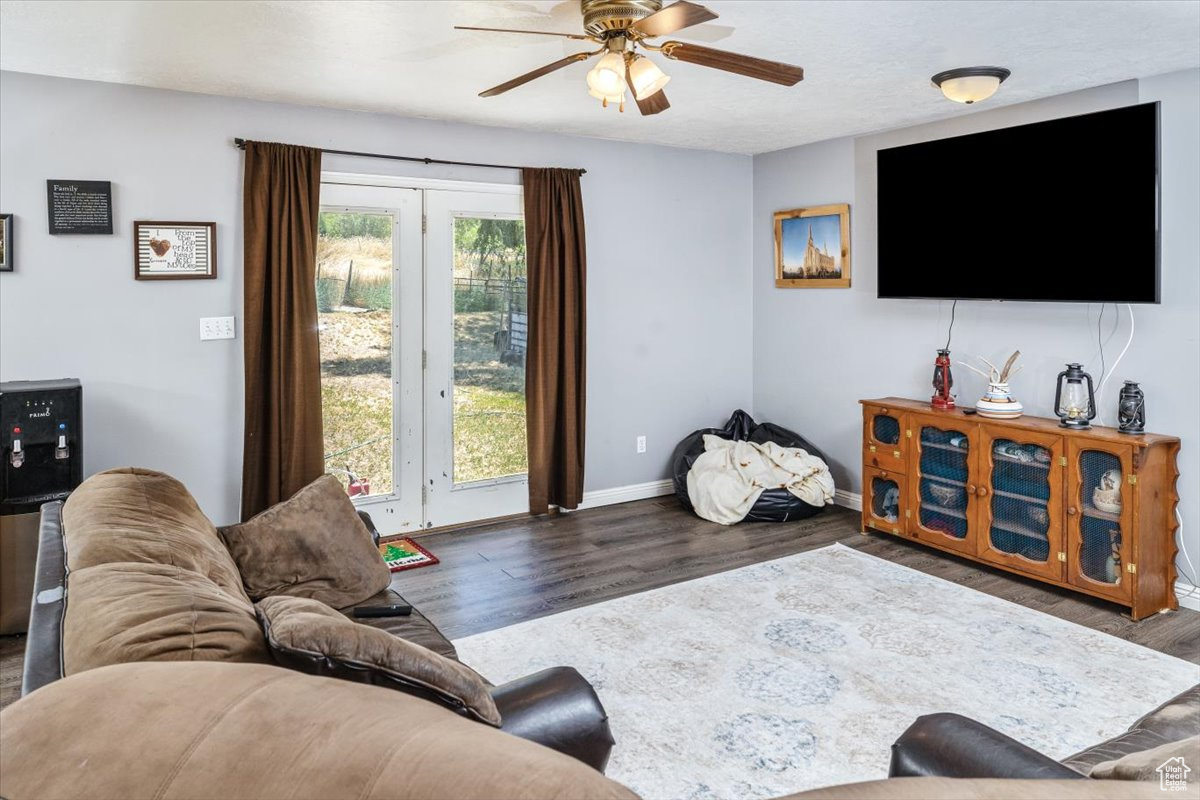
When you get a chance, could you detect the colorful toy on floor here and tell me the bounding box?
[378,538,439,572]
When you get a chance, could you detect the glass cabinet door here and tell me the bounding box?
[863,404,906,472]
[977,427,1065,580]
[1066,441,1134,603]
[909,417,976,555]
[863,466,905,536]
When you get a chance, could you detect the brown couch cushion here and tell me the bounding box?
[256,595,499,725]
[219,474,390,608]
[63,562,270,675]
[1064,684,1200,772]
[1089,735,1200,781]
[62,467,249,602]
[0,662,637,800]
[783,777,1168,799]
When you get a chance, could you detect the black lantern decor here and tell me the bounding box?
[1118,380,1146,434]
[1054,363,1096,429]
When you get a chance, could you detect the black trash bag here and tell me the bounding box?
[671,409,830,523]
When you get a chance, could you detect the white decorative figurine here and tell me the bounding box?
[959,351,1024,419]
[1093,468,1123,514]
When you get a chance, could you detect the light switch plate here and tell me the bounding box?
[200,316,236,341]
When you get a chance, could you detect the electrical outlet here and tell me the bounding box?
[200,316,236,341]
[636,435,647,454]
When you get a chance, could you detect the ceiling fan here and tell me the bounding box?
[455,0,804,116]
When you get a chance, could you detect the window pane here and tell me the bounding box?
[452,217,527,484]
[316,211,394,497]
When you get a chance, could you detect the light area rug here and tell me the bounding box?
[454,544,1199,800]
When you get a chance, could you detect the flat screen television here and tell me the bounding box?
[877,102,1160,303]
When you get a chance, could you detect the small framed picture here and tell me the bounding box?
[774,203,851,288]
[0,214,12,272]
[134,221,216,280]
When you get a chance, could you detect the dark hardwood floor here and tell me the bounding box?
[2,496,1196,711]
[393,496,1200,661]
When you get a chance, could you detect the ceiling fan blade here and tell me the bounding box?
[455,25,590,41]
[631,1,718,38]
[479,52,595,97]
[635,88,670,115]
[626,61,670,116]
[659,41,804,86]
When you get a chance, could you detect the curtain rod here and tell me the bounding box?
[233,138,585,175]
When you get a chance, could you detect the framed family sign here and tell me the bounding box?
[774,203,851,289]
[134,221,216,280]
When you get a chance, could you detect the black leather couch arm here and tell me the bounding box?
[890,713,1087,780]
[23,501,68,696]
[491,666,615,773]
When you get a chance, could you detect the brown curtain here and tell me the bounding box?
[240,141,324,520]
[523,168,587,514]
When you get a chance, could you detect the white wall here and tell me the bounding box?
[752,74,1200,582]
[0,71,753,525]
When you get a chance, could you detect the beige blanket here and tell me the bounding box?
[686,435,835,525]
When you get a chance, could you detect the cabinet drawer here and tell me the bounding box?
[863,466,907,537]
[863,405,906,472]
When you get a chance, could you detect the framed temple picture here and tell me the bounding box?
[0,214,12,272]
[134,221,216,280]
[774,204,851,289]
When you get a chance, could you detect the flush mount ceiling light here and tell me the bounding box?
[931,66,1011,104]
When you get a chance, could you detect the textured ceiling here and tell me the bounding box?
[1,0,1198,155]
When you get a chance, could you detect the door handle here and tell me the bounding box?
[967,484,977,495]
[1067,506,1078,516]
[976,486,988,498]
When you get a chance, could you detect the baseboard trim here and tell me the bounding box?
[576,479,675,511]
[834,489,862,512]
[578,481,863,514]
[1176,581,1200,612]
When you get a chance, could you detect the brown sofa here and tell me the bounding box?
[890,685,1200,781]
[22,467,614,770]
[0,661,1169,800]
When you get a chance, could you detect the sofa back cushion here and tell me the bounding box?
[62,562,270,674]
[63,563,270,676]
[218,474,391,609]
[62,467,249,602]
[0,662,639,800]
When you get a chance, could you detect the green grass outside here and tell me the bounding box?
[319,306,527,493]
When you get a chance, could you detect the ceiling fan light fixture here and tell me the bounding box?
[628,54,671,100]
[931,66,1011,104]
[587,51,628,96]
[588,84,626,102]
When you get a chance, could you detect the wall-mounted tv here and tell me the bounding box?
[877,102,1160,303]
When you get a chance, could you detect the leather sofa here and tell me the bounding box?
[0,660,1169,800]
[890,685,1200,780]
[22,468,614,771]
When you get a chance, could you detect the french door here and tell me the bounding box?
[316,181,527,534]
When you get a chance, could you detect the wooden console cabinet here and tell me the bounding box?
[860,397,1180,620]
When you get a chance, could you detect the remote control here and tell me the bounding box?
[353,604,413,618]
